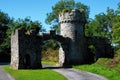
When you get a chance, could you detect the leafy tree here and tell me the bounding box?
[45,0,89,33]
[0,10,11,25]
[85,19,99,37]
[85,2,120,53]
[112,2,120,47]
[112,22,120,44]
[10,17,43,32]
[85,7,116,40]
[0,10,12,54]
[42,39,59,50]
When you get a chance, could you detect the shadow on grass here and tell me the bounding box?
[42,64,72,69]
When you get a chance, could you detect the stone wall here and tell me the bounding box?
[11,29,42,69]
[86,37,114,61]
[59,9,88,64]
[10,29,69,69]
[11,9,113,69]
[11,30,19,69]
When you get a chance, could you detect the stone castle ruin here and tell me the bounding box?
[11,9,113,69]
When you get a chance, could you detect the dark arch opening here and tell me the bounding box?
[39,33,70,68]
[87,45,96,63]
[41,39,61,68]
[24,54,31,68]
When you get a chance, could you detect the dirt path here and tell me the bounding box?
[53,68,108,80]
[43,65,108,80]
[0,67,15,80]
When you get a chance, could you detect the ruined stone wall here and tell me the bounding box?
[10,29,69,69]
[11,29,42,69]
[86,37,114,61]
[11,9,114,69]
[19,30,42,69]
[11,30,19,69]
[59,9,87,64]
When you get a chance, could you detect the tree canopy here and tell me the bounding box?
[85,2,120,51]
[0,11,12,54]
[45,0,90,33]
[0,10,12,25]
[10,17,42,32]
[112,3,120,46]
[0,11,43,54]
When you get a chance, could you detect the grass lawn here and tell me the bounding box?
[73,64,120,80]
[3,61,120,80]
[3,66,67,80]
[42,61,56,65]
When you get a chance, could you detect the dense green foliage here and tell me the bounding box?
[112,3,120,46]
[0,10,11,25]
[0,10,43,55]
[3,66,67,80]
[45,0,89,33]
[85,3,120,48]
[10,17,42,31]
[0,11,12,54]
[85,8,115,38]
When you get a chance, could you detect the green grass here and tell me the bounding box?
[73,64,120,80]
[42,60,120,80]
[42,61,56,65]
[3,66,67,80]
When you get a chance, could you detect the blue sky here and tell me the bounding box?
[0,0,119,31]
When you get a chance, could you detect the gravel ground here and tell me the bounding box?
[0,67,15,80]
[53,68,108,80]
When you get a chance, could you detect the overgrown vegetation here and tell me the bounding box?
[96,51,120,73]
[41,39,59,63]
[3,66,67,80]
[73,64,120,80]
[42,48,59,62]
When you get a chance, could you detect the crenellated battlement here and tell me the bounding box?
[59,9,86,23]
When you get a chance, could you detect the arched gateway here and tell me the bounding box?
[11,9,113,69]
[11,30,69,69]
[11,9,86,69]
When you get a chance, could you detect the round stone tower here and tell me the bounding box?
[59,9,87,65]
